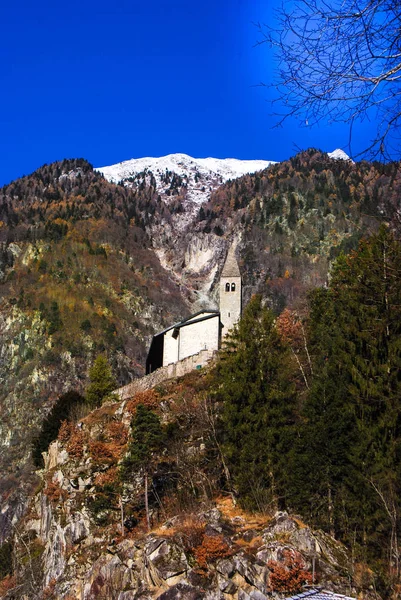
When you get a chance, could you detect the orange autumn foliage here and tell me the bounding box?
[276,309,303,347]
[94,466,119,487]
[172,516,232,570]
[194,534,232,569]
[58,421,87,459]
[44,479,68,504]
[89,422,128,465]
[267,549,313,593]
[126,389,160,414]
[106,421,128,446]
[88,440,115,465]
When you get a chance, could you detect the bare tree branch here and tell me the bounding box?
[259,0,401,160]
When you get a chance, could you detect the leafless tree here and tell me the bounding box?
[369,479,400,580]
[259,0,401,160]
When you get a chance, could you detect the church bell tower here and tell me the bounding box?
[219,247,242,337]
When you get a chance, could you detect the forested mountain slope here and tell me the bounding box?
[0,159,188,541]
[199,149,401,310]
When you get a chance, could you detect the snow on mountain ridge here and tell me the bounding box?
[96,149,352,186]
[96,153,276,185]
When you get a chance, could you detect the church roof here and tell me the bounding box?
[284,589,355,600]
[152,310,220,339]
[221,248,241,278]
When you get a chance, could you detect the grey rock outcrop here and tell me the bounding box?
[7,393,361,600]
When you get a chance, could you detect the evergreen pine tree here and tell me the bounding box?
[123,404,165,530]
[292,226,401,578]
[215,295,297,511]
[288,287,358,538]
[329,226,401,570]
[85,355,117,407]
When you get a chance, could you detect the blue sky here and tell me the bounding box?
[0,0,377,185]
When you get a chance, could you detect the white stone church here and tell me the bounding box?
[146,249,242,374]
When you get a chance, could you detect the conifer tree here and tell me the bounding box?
[292,226,401,578]
[288,287,358,537]
[216,295,297,511]
[331,226,401,572]
[123,404,164,530]
[85,354,117,407]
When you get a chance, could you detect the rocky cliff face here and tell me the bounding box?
[7,370,366,600]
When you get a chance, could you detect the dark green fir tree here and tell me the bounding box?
[215,295,297,511]
[292,225,401,582]
[85,354,117,407]
[123,404,164,530]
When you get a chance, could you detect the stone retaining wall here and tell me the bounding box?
[116,349,216,401]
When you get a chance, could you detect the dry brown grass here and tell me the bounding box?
[215,496,272,531]
[352,562,375,588]
[150,514,205,539]
[82,402,119,426]
[150,498,271,553]
[235,535,264,551]
[292,516,308,529]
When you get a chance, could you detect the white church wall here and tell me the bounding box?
[163,329,179,366]
[178,316,220,361]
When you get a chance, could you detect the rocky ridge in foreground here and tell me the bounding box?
[4,370,373,600]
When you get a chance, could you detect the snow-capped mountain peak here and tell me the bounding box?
[96,153,276,187]
[328,148,353,161]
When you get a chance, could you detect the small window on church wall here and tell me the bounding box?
[225,283,230,292]
[231,283,236,292]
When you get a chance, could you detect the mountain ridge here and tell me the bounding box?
[96,153,278,187]
[96,149,350,189]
